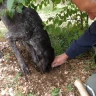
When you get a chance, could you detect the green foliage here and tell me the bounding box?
[0,0,26,18]
[0,0,3,3]
[6,0,24,18]
[47,23,85,55]
[67,84,74,92]
[7,0,25,12]
[7,0,14,11]
[39,1,89,55]
[1,0,88,29]
[51,88,60,96]
[28,93,34,96]
[52,0,61,4]
[45,2,88,30]
[13,73,22,83]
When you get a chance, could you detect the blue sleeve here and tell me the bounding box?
[65,20,96,58]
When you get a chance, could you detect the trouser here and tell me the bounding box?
[85,72,96,96]
[85,44,96,96]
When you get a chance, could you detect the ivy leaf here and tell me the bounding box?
[7,0,14,11]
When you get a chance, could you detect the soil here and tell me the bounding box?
[0,40,96,96]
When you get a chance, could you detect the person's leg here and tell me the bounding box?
[85,72,96,96]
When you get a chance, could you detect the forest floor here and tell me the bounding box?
[0,40,96,96]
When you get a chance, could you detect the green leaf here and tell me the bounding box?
[28,93,34,96]
[8,9,15,18]
[52,0,61,4]
[7,0,14,11]
[24,0,30,6]
[15,0,25,4]
[19,0,25,4]
[16,7,22,13]
[0,0,3,3]
[39,4,42,9]
[51,88,60,96]
[16,5,23,13]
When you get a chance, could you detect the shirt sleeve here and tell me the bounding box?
[65,20,96,58]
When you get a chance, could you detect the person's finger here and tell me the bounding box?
[51,63,59,68]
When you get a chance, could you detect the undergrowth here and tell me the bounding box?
[47,24,86,55]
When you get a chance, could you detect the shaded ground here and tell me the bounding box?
[0,41,96,96]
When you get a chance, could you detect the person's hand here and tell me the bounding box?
[51,53,68,68]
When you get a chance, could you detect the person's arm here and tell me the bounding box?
[66,20,96,58]
[52,21,96,68]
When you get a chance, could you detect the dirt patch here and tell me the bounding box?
[0,41,96,96]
